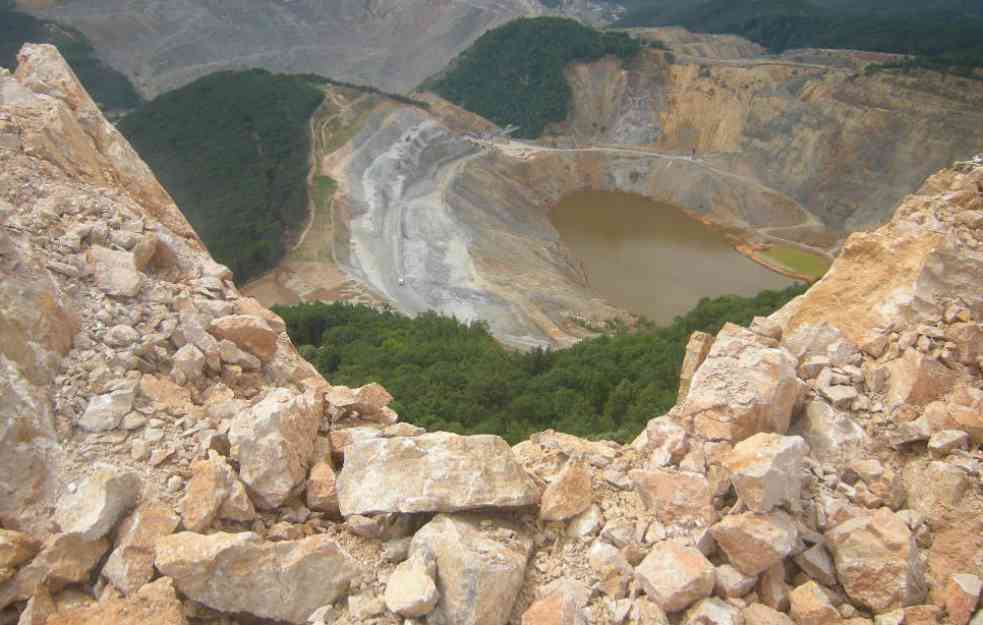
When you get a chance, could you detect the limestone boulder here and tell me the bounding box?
[715,564,757,598]
[53,466,140,540]
[384,551,438,618]
[635,541,715,613]
[521,579,590,625]
[102,502,179,595]
[630,468,715,526]
[684,598,744,625]
[904,460,969,521]
[723,433,808,513]
[789,581,839,625]
[78,387,135,432]
[635,417,690,467]
[540,463,592,522]
[410,514,533,625]
[180,451,255,531]
[209,314,279,362]
[306,461,340,516]
[0,533,110,609]
[0,530,40,577]
[154,532,360,624]
[679,331,714,400]
[229,387,322,509]
[793,544,837,587]
[885,349,955,407]
[45,577,187,625]
[86,245,143,297]
[791,401,865,467]
[337,433,539,516]
[676,324,799,441]
[825,508,926,612]
[171,344,205,384]
[710,512,800,576]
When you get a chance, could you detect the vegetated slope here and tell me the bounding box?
[119,70,326,283]
[428,17,643,138]
[616,0,983,74]
[0,1,140,110]
[277,284,806,443]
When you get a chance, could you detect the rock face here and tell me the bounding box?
[154,532,360,624]
[410,514,533,625]
[337,433,540,516]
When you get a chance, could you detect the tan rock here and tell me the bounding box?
[794,544,837,587]
[679,331,714,400]
[790,401,865,467]
[16,584,55,625]
[0,530,40,572]
[410,514,533,625]
[885,349,955,407]
[521,590,586,625]
[676,324,799,441]
[635,541,715,613]
[540,463,592,522]
[337,433,539,516]
[723,433,808,513]
[102,502,180,595]
[229,387,322,509]
[636,417,690,467]
[944,574,982,625]
[903,605,943,625]
[630,468,715,525]
[710,512,800,576]
[384,551,438,618]
[684,597,744,625]
[306,462,340,517]
[715,564,757,598]
[208,314,279,362]
[155,532,360,624]
[743,603,795,625]
[85,245,143,297]
[180,451,255,531]
[54,466,141,540]
[45,577,187,625]
[789,581,841,625]
[904,461,969,521]
[757,562,790,612]
[825,508,926,612]
[0,533,110,609]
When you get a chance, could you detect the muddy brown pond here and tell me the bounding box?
[550,190,798,325]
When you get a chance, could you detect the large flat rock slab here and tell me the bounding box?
[337,432,540,515]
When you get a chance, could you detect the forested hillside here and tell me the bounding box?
[0,1,141,110]
[119,70,326,282]
[429,17,643,138]
[277,284,806,443]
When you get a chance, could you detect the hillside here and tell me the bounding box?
[119,70,326,283]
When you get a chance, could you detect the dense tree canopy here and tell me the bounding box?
[277,284,806,444]
[429,17,643,138]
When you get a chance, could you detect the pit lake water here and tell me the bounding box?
[550,190,798,324]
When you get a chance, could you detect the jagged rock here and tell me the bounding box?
[791,401,865,466]
[0,533,110,609]
[45,577,187,625]
[630,469,715,525]
[928,430,970,456]
[102,502,179,595]
[209,315,279,362]
[885,349,955,407]
[86,246,143,297]
[348,592,385,620]
[742,603,795,625]
[54,466,140,540]
[306,461,340,516]
[540,462,592,522]
[789,581,840,625]
[78,387,135,432]
[410,514,532,625]
[385,551,439,617]
[944,574,982,625]
[229,387,321,509]
[337,433,539,515]
[171,344,205,384]
[635,541,715,613]
[676,324,799,441]
[723,433,808,513]
[904,460,968,520]
[351,382,397,423]
[825,508,926,612]
[567,504,604,538]
[0,530,40,581]
[179,451,255,532]
[105,324,140,348]
[715,564,757,598]
[710,512,800,576]
[683,598,743,625]
[757,562,790,612]
[636,417,690,467]
[521,588,587,625]
[17,584,55,625]
[794,544,837,587]
[679,331,714,400]
[155,532,360,624]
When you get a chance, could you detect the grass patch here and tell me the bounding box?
[759,245,832,280]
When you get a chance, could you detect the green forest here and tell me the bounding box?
[119,70,327,283]
[0,1,142,110]
[276,284,806,444]
[613,0,983,75]
[429,17,642,138]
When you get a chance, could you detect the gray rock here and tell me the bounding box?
[78,388,135,432]
[54,466,140,540]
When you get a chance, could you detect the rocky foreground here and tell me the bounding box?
[2,44,983,625]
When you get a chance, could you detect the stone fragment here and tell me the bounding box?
[904,461,969,520]
[209,315,279,362]
[789,581,840,625]
[825,508,926,612]
[0,530,39,574]
[306,462,340,516]
[791,401,865,466]
[86,245,143,297]
[385,551,438,617]
[567,504,604,538]
[45,577,187,625]
[630,468,715,525]
[179,451,255,532]
[677,324,799,441]
[710,512,800,576]
[155,532,360,624]
[78,388,135,432]
[723,433,808,513]
[171,344,205,384]
[348,592,385,620]
[944,574,982,625]
[540,463,592,522]
[679,331,714,400]
[635,541,715,613]
[16,584,55,625]
[794,544,837,587]
[715,564,757,598]
[638,418,690,467]
[0,533,110,609]
[684,598,744,625]
[54,466,140,540]
[743,603,795,625]
[230,387,321,509]
[102,502,180,595]
[410,514,532,625]
[337,433,539,515]
[928,430,970,456]
[757,563,790,612]
[105,324,139,347]
[885,349,955,406]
